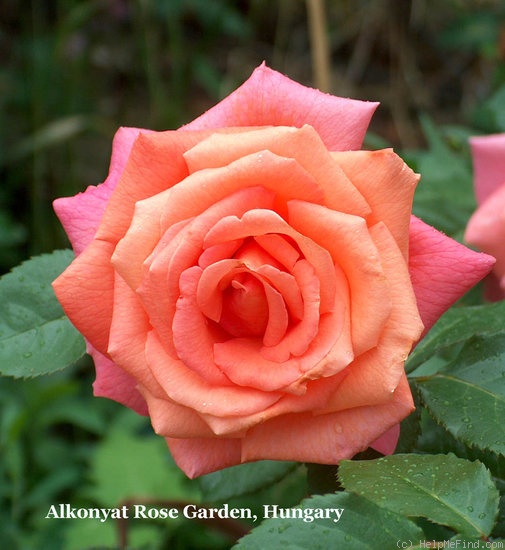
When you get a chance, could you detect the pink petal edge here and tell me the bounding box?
[183,62,379,152]
[409,215,495,335]
[90,343,148,416]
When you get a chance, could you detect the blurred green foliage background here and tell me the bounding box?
[2,1,505,548]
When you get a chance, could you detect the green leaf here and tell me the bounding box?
[233,492,423,549]
[407,116,475,238]
[406,301,505,374]
[64,518,161,550]
[199,461,298,502]
[414,334,505,455]
[0,250,85,377]
[339,453,499,538]
[87,411,198,506]
[472,84,505,133]
[395,384,423,453]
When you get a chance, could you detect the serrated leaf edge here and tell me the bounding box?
[339,454,499,538]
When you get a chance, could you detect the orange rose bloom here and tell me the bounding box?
[53,65,494,477]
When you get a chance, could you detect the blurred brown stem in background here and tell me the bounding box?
[306,0,331,92]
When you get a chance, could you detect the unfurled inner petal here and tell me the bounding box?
[260,259,320,362]
[204,209,336,313]
[220,273,270,337]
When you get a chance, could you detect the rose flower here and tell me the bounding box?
[53,64,494,478]
[465,133,505,300]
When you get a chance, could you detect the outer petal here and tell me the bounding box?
[470,134,505,204]
[95,129,216,243]
[139,385,219,439]
[90,344,148,416]
[167,438,242,480]
[52,239,115,354]
[370,424,400,455]
[145,332,283,419]
[182,63,378,151]
[107,274,167,398]
[409,216,495,334]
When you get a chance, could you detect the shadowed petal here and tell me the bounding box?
[167,437,242,480]
[90,344,148,416]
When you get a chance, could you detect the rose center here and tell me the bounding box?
[219,272,268,337]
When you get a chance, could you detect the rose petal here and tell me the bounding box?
[52,238,115,354]
[331,149,419,259]
[321,222,423,411]
[139,385,219,438]
[254,234,300,271]
[95,129,216,244]
[183,373,410,474]
[409,216,495,334]
[145,331,283,418]
[259,259,320,361]
[196,364,347,437]
[167,437,242,480]
[184,125,371,217]
[470,134,505,204]
[213,337,308,394]
[287,200,391,356]
[240,374,413,465]
[107,273,167,398]
[255,264,304,321]
[197,255,301,348]
[213,268,352,396]
[465,184,505,291]
[90,344,148,416]
[173,265,243,384]
[113,150,324,290]
[370,424,400,455]
[137,187,276,351]
[204,208,336,313]
[183,62,378,151]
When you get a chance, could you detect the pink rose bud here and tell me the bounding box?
[52,64,494,478]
